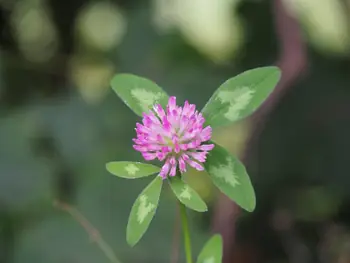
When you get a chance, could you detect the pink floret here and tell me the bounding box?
[133,96,214,179]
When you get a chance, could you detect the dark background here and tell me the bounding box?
[1,0,350,262]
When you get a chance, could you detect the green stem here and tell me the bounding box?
[179,201,193,263]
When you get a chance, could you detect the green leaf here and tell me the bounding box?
[106,161,160,179]
[168,176,207,212]
[197,234,223,263]
[126,176,163,246]
[202,66,281,128]
[110,73,169,116]
[204,142,256,212]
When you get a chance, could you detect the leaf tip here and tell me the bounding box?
[197,206,208,213]
[110,73,141,96]
[110,74,121,88]
[105,162,113,173]
[267,66,282,81]
[245,195,256,212]
[257,65,282,80]
[212,233,223,243]
[126,239,137,247]
[126,228,139,247]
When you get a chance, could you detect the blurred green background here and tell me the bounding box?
[1,0,350,262]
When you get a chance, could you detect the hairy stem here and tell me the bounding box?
[179,202,193,263]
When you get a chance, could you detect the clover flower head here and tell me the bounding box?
[133,96,214,179]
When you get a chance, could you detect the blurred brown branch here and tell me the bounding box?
[212,0,307,262]
[53,200,123,263]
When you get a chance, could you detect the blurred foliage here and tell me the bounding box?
[75,1,127,52]
[10,0,58,63]
[152,0,244,63]
[1,0,350,262]
[284,0,350,55]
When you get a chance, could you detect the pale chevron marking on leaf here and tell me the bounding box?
[216,87,254,121]
[131,88,163,112]
[179,185,191,200]
[137,195,155,224]
[125,163,139,175]
[209,157,240,187]
[203,257,215,263]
